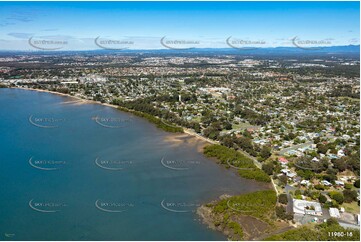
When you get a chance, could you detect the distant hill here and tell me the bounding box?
[0,45,359,57]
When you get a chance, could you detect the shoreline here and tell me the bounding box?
[10,87,270,169]
[10,87,272,176]
[6,86,275,241]
[11,87,214,144]
[10,87,270,181]
[13,87,120,109]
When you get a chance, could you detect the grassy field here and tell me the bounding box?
[342,201,360,214]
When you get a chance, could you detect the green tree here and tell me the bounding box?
[329,191,344,204]
[260,146,272,160]
[224,122,233,130]
[262,163,274,175]
[193,123,201,133]
[317,143,328,154]
[319,194,327,203]
[354,179,360,188]
[279,174,288,185]
[343,190,358,203]
[332,159,347,172]
[278,194,288,205]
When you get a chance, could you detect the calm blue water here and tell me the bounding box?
[0,88,269,240]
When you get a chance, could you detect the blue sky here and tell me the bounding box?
[0,1,359,50]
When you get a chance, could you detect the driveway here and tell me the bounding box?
[284,185,297,213]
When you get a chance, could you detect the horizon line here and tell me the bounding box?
[0,44,360,53]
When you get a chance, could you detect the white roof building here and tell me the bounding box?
[287,172,297,178]
[321,180,332,186]
[335,181,345,186]
[312,157,319,162]
[329,208,341,218]
[337,149,345,157]
[281,169,290,174]
[301,180,311,186]
[293,199,323,216]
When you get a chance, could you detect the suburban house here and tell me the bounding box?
[329,208,341,218]
[278,157,289,165]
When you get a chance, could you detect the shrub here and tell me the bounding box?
[228,221,243,238]
[295,189,302,196]
[314,184,325,190]
[326,217,339,226]
[345,183,353,190]
[203,145,270,182]
[238,168,271,182]
[203,144,254,168]
[329,191,344,204]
